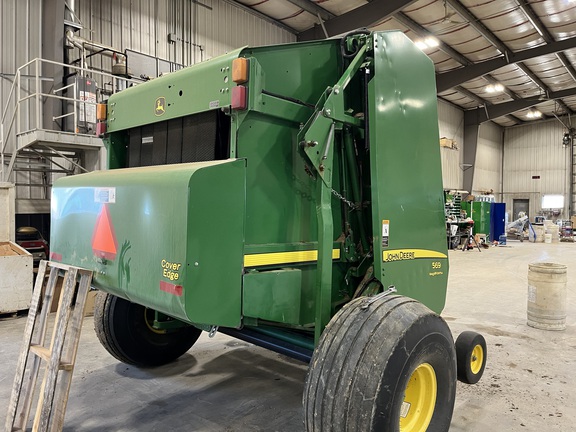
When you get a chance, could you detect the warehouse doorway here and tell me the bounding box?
[513,199,529,219]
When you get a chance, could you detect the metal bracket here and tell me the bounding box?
[208,325,219,338]
[360,285,397,310]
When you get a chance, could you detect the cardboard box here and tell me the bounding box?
[440,137,455,149]
[0,241,33,313]
[571,216,576,227]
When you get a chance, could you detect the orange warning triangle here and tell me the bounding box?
[92,204,118,260]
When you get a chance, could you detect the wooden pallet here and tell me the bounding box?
[4,261,93,432]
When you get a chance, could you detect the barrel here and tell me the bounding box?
[544,233,552,244]
[527,263,567,330]
[532,225,545,242]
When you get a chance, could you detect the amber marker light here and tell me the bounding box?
[232,58,249,84]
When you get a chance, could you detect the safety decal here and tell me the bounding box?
[94,187,116,204]
[92,204,118,260]
[382,219,389,248]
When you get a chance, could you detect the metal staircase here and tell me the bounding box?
[0,58,135,214]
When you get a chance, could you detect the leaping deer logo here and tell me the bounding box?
[155,97,166,116]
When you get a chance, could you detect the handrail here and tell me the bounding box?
[1,57,140,181]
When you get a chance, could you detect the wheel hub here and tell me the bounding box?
[470,344,484,374]
[399,362,437,432]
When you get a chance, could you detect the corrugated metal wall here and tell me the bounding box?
[0,0,42,115]
[474,122,503,197]
[503,118,571,218]
[437,99,463,190]
[74,0,296,73]
[437,100,504,198]
[0,0,44,201]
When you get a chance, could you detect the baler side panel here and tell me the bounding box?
[184,159,245,328]
[233,41,352,326]
[50,160,246,327]
[107,48,243,133]
[369,32,449,313]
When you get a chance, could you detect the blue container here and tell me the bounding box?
[498,234,507,245]
[491,203,506,242]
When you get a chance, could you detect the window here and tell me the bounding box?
[541,195,564,209]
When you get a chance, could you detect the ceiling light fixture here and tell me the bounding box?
[424,37,439,47]
[415,37,440,50]
[485,83,504,93]
[415,41,428,50]
[527,108,542,119]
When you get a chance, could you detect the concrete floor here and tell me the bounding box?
[1,241,575,431]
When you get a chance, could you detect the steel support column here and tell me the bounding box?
[463,112,480,195]
[42,0,66,130]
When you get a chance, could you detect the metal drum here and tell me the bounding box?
[527,263,567,331]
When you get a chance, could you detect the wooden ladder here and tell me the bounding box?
[5,261,94,432]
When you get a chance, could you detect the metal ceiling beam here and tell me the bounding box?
[516,63,573,114]
[515,0,576,114]
[484,73,520,101]
[464,87,576,124]
[516,0,576,83]
[394,13,472,66]
[396,12,525,113]
[446,0,575,116]
[284,0,334,21]
[297,0,419,41]
[436,37,576,92]
[455,85,486,104]
[445,0,508,54]
[453,86,522,124]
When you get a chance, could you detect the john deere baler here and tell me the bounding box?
[50,31,486,432]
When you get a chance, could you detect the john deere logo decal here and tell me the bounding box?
[155,97,166,116]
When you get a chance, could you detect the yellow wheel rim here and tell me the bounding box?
[399,363,437,432]
[470,344,484,375]
[144,309,167,334]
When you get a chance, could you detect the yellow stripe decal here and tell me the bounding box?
[383,249,447,262]
[244,249,341,267]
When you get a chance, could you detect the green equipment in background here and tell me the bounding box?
[50,31,486,432]
[463,201,492,239]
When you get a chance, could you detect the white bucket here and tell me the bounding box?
[544,233,552,244]
[527,263,567,331]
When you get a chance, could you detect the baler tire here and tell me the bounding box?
[94,292,201,367]
[455,331,487,384]
[303,295,457,432]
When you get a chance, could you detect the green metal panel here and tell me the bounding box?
[243,269,302,323]
[107,49,243,133]
[462,201,491,236]
[234,40,342,247]
[51,160,245,327]
[368,32,448,313]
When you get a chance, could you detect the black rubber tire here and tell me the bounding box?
[94,292,201,367]
[455,331,487,384]
[303,295,457,432]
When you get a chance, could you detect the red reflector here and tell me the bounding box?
[231,86,247,110]
[50,252,62,261]
[92,204,118,260]
[160,281,183,296]
[96,121,107,136]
